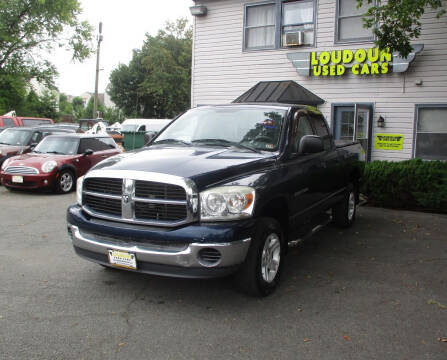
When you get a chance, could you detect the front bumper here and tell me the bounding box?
[1,172,55,189]
[67,205,254,279]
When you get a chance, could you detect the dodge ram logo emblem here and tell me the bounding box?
[123,195,130,204]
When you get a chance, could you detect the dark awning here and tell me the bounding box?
[233,80,324,106]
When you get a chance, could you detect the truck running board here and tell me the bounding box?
[288,214,332,248]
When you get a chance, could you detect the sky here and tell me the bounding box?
[50,0,193,96]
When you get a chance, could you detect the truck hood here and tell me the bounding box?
[91,145,276,189]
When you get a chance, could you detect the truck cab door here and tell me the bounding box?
[283,110,326,226]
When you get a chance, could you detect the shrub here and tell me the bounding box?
[360,159,447,213]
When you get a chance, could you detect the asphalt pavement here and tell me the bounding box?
[0,186,446,360]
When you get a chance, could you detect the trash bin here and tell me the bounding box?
[121,131,146,151]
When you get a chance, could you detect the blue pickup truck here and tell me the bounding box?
[67,104,362,296]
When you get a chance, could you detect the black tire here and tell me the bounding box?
[332,184,357,228]
[234,217,284,297]
[56,170,75,193]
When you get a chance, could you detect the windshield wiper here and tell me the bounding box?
[191,139,261,153]
[153,139,191,146]
[45,151,64,154]
[0,142,11,145]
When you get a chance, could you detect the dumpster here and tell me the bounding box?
[122,131,146,151]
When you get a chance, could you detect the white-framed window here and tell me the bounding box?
[414,105,447,160]
[335,0,374,43]
[244,3,276,50]
[281,0,315,47]
[243,1,316,50]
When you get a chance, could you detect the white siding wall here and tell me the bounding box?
[191,0,447,161]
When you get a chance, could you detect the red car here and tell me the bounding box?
[0,134,122,193]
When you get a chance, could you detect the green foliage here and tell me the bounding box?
[19,89,58,119]
[58,94,73,117]
[0,0,93,84]
[361,159,447,213]
[357,0,446,58]
[108,18,192,119]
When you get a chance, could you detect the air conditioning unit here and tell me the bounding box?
[284,31,304,47]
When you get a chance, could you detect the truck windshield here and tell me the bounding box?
[0,129,32,146]
[33,137,79,155]
[154,107,286,152]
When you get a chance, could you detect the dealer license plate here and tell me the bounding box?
[107,249,137,270]
[12,176,23,183]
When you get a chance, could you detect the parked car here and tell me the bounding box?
[0,127,73,168]
[1,134,122,193]
[0,116,53,127]
[67,104,362,296]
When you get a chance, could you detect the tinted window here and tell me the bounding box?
[98,137,117,149]
[78,138,107,153]
[2,118,15,127]
[311,115,331,150]
[30,132,42,144]
[291,114,313,153]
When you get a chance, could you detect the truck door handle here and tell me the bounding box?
[101,155,108,158]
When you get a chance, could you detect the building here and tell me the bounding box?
[190,0,447,161]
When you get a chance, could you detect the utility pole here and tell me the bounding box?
[93,22,103,119]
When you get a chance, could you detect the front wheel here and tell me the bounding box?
[332,185,357,228]
[234,217,284,297]
[56,170,75,193]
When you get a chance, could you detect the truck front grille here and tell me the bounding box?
[81,174,196,227]
[84,177,122,195]
[83,194,122,216]
[134,202,187,221]
[135,180,186,200]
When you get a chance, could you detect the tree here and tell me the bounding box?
[0,0,93,86]
[108,18,192,119]
[358,0,446,58]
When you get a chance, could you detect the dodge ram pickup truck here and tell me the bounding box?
[67,104,362,296]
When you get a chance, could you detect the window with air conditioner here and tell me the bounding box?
[281,0,315,47]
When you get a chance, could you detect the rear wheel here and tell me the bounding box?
[332,185,357,228]
[235,217,284,296]
[56,170,74,193]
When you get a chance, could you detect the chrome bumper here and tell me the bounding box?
[68,224,251,269]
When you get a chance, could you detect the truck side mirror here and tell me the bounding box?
[299,135,324,154]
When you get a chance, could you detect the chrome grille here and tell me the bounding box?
[134,202,187,221]
[83,194,122,216]
[135,180,185,200]
[81,172,197,227]
[84,177,122,195]
[4,166,39,175]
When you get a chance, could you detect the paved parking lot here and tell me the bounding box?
[0,186,446,360]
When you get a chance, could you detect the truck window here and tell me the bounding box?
[310,115,331,150]
[291,113,313,153]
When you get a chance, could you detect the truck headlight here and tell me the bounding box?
[76,176,84,205]
[200,186,255,221]
[41,160,57,173]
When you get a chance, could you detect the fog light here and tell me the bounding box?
[44,180,48,185]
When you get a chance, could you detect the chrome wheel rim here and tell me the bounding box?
[261,233,281,283]
[60,173,73,192]
[348,191,356,221]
